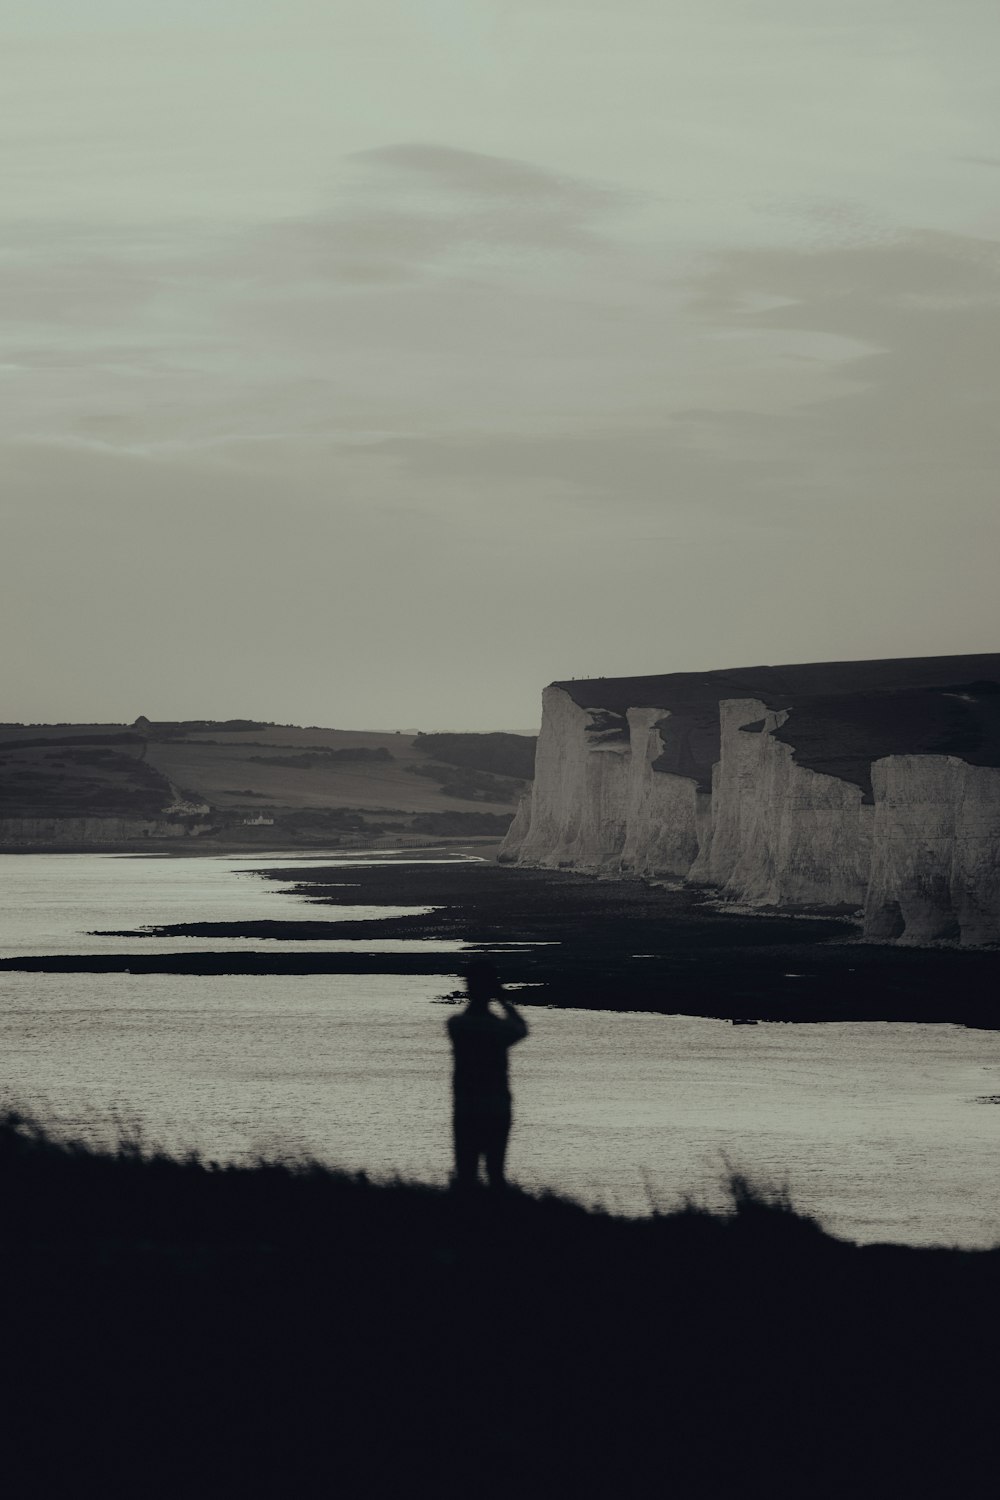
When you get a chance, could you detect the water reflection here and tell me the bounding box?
[0,853,468,957]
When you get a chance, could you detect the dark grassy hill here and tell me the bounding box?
[0,1112,996,1496]
[0,731,173,817]
[413,731,537,781]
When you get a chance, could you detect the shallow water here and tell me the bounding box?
[0,851,469,955]
[1,853,999,1246]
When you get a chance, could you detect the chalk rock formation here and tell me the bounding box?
[503,686,630,871]
[501,656,1000,944]
[693,698,874,907]
[865,756,1000,945]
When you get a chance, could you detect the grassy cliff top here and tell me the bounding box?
[554,653,1000,792]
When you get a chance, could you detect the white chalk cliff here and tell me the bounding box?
[501,656,1000,945]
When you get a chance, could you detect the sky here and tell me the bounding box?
[3,0,999,732]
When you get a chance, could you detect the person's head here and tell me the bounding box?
[463,958,499,1008]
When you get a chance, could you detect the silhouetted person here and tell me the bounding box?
[447,960,528,1190]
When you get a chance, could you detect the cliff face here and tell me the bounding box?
[500,657,1000,945]
[502,686,630,870]
[865,757,1000,945]
[696,699,874,907]
[620,708,705,877]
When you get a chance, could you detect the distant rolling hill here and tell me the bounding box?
[0,720,536,847]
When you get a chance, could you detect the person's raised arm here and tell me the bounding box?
[498,990,528,1043]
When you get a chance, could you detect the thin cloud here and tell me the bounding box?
[672,229,1000,533]
[349,142,622,213]
[243,143,633,288]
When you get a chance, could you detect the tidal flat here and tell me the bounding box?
[13,849,999,1028]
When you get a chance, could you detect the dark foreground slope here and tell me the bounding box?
[1,1115,997,1497]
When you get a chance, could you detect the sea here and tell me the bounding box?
[2,850,999,1247]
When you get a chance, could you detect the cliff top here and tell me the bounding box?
[553,654,1000,793]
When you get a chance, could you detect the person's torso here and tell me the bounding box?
[448,1012,513,1101]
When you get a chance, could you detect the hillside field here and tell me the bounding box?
[0,721,535,846]
[145,727,518,814]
